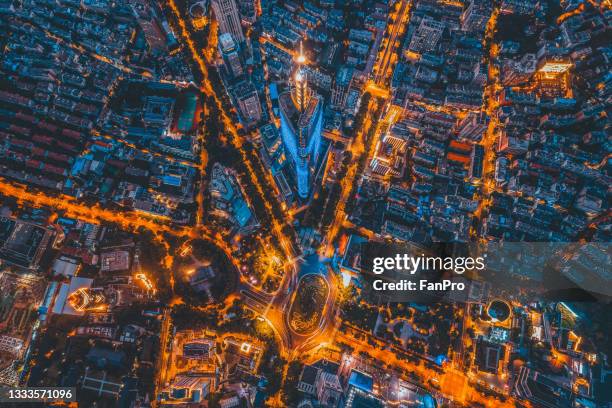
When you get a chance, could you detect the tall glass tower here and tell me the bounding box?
[278,44,323,200]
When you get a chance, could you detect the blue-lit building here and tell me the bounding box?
[218,32,243,79]
[278,45,323,200]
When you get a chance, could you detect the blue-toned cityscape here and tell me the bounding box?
[0,0,610,407]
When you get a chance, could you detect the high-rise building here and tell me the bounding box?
[408,18,445,53]
[218,33,243,78]
[259,123,285,174]
[233,80,262,126]
[278,44,324,200]
[331,66,354,109]
[211,0,244,43]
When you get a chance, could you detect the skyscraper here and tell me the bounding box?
[233,80,262,126]
[211,0,244,43]
[218,33,243,78]
[278,44,324,200]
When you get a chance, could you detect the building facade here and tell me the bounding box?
[461,0,492,32]
[233,81,262,126]
[211,0,245,43]
[218,33,243,78]
[408,18,445,53]
[331,66,354,109]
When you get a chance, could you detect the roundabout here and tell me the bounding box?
[288,274,330,336]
